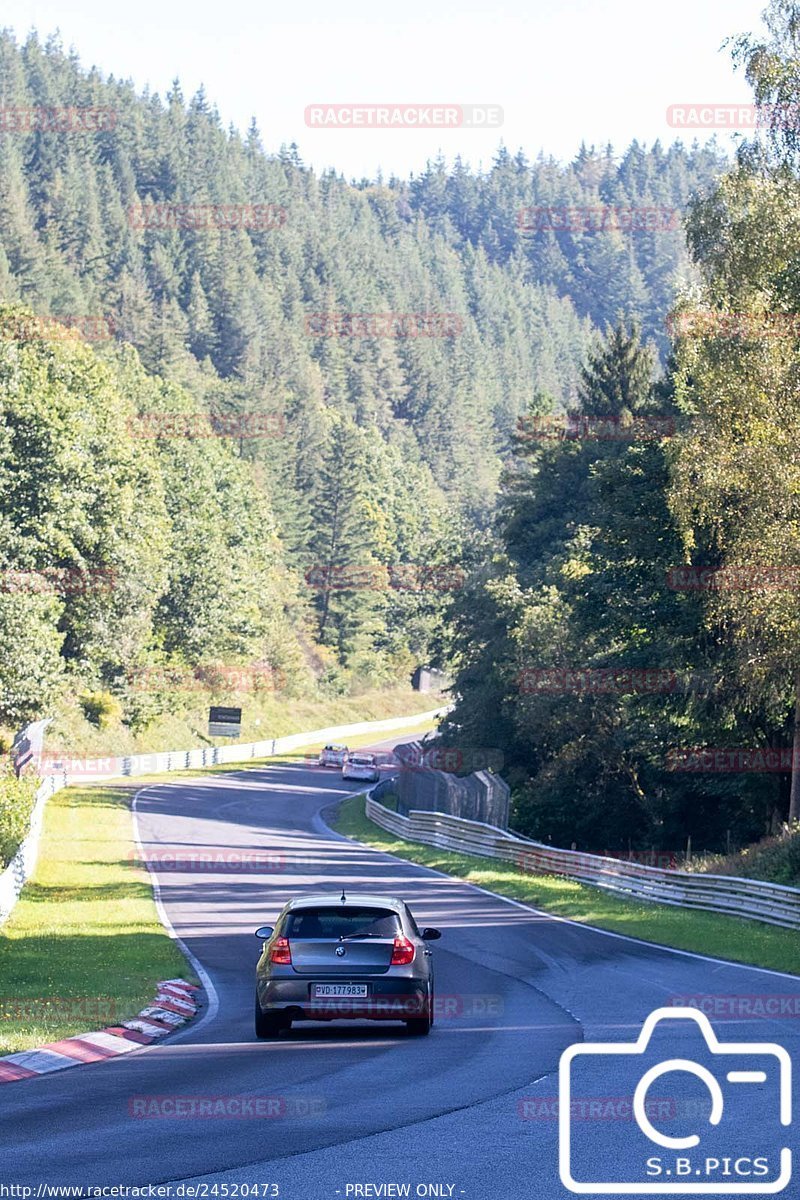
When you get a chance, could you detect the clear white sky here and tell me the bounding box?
[1,0,769,179]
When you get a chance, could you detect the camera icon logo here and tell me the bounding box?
[559,1006,792,1193]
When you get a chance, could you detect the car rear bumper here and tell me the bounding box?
[257,977,430,1021]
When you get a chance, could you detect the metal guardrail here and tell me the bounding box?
[0,707,445,928]
[364,794,800,931]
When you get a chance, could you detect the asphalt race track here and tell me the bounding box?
[2,741,799,1199]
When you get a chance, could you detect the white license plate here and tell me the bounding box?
[312,984,368,998]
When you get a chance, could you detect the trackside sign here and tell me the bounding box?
[208,706,242,738]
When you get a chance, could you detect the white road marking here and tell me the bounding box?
[132,786,220,1042]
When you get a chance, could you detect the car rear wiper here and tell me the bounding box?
[338,930,384,941]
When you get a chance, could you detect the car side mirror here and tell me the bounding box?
[421,927,441,941]
[255,925,273,940]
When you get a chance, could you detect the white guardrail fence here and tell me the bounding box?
[365,793,800,932]
[0,707,445,928]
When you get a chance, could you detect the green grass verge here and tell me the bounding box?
[333,795,800,977]
[0,783,191,1053]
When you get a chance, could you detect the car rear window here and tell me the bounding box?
[283,906,401,939]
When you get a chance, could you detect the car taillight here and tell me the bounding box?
[390,935,415,965]
[270,937,292,964]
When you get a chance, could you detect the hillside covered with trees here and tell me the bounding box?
[0,28,724,740]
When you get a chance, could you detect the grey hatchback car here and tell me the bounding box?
[255,892,441,1038]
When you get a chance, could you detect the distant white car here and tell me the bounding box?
[318,743,349,768]
[342,753,381,783]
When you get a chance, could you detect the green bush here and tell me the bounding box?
[120,687,168,734]
[0,766,38,868]
[692,824,800,887]
[0,593,65,726]
[318,666,350,697]
[80,690,123,730]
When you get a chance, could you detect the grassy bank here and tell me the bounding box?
[333,795,800,977]
[689,825,800,887]
[0,783,190,1053]
[7,685,443,763]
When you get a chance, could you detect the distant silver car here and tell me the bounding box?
[342,752,380,783]
[318,743,348,767]
[255,892,441,1038]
